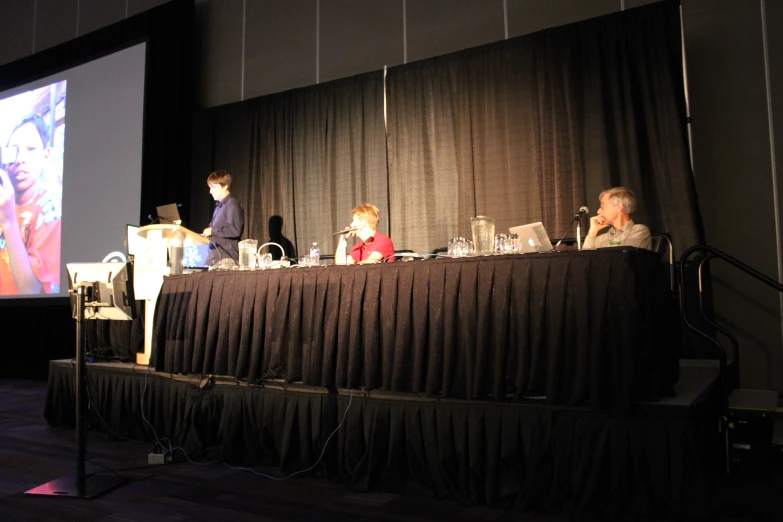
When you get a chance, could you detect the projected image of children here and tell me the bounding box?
[0,81,65,295]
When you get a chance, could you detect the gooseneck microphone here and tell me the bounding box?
[333,226,360,235]
[147,214,160,224]
[554,206,589,248]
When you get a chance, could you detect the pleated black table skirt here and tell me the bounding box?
[152,249,680,411]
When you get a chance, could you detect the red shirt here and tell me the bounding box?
[349,231,395,263]
[0,188,62,295]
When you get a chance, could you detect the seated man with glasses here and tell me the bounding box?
[583,186,652,250]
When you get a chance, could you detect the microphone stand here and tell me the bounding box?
[553,213,585,250]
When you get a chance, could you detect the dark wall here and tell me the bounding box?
[0,0,781,390]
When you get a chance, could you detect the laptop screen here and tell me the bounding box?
[509,222,553,253]
[156,203,181,224]
[183,244,212,269]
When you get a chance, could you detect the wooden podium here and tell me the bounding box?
[133,224,208,365]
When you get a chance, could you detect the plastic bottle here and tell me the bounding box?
[309,242,320,266]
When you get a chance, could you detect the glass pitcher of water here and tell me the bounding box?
[471,216,495,255]
[238,239,258,270]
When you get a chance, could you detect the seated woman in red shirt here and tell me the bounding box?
[335,203,395,264]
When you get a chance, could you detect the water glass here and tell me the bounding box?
[258,253,272,270]
[448,237,457,257]
[495,233,508,254]
[299,255,311,267]
[449,237,474,257]
[508,233,520,253]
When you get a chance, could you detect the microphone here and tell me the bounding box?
[148,214,160,224]
[574,206,589,220]
[333,226,359,235]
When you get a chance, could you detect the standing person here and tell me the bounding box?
[583,186,652,250]
[335,203,395,264]
[0,114,61,295]
[202,170,244,264]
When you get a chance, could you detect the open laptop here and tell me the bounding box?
[156,203,181,224]
[509,222,553,253]
[183,244,212,269]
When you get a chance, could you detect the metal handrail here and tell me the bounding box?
[696,254,741,388]
[679,244,783,402]
[658,234,675,294]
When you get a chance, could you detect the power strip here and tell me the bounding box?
[148,452,167,465]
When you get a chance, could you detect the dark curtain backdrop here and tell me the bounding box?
[190,0,701,257]
[192,75,388,257]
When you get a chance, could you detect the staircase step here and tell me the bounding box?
[728,389,778,413]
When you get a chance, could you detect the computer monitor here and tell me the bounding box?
[66,262,136,320]
[509,222,553,253]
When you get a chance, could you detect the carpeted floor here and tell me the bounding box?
[0,379,781,522]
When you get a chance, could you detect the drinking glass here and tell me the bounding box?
[495,233,508,254]
[508,233,520,253]
[258,253,272,270]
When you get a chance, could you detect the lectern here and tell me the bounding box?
[133,224,208,364]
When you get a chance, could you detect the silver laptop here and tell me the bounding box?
[509,222,553,253]
[156,203,181,224]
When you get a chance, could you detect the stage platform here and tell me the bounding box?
[44,358,723,516]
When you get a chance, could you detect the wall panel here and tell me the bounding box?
[319,0,403,83]
[406,0,504,63]
[79,0,127,36]
[244,0,317,99]
[0,0,34,66]
[766,0,783,390]
[685,0,781,389]
[196,0,243,107]
[34,0,77,53]
[507,0,617,38]
[128,0,169,17]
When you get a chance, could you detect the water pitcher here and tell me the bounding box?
[238,239,258,270]
[471,216,495,255]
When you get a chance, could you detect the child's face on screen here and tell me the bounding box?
[6,122,50,196]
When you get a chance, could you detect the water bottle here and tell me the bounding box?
[309,242,320,266]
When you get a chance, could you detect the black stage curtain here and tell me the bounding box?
[45,363,716,516]
[190,73,389,257]
[83,301,146,362]
[152,250,680,412]
[386,0,701,254]
[191,0,701,258]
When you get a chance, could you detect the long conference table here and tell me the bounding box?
[151,249,681,412]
